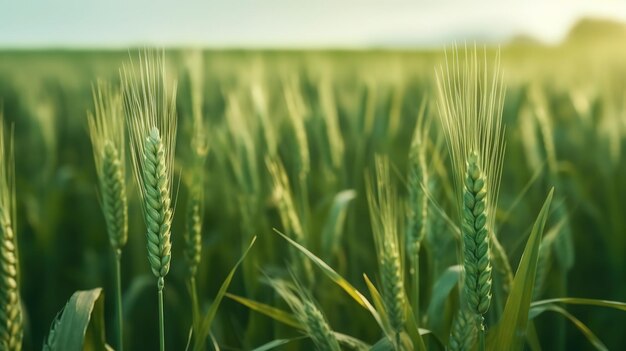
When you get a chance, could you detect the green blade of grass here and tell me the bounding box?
[531,298,626,312]
[252,336,307,351]
[370,337,395,351]
[425,265,461,329]
[491,188,554,351]
[275,229,385,328]
[529,304,608,351]
[225,293,303,329]
[44,288,110,351]
[227,292,371,350]
[404,303,428,351]
[363,273,392,335]
[526,322,542,351]
[192,236,256,351]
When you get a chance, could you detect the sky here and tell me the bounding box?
[1,0,626,48]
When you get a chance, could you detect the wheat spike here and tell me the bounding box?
[88,81,128,250]
[266,157,304,242]
[182,50,208,282]
[268,276,341,351]
[436,46,506,327]
[366,156,406,336]
[449,308,477,351]
[124,50,177,282]
[266,157,314,283]
[462,151,493,315]
[124,50,177,351]
[407,102,430,256]
[0,114,22,351]
[184,184,203,278]
[101,141,128,250]
[0,220,22,351]
[142,128,173,279]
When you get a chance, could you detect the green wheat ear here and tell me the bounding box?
[87,80,128,351]
[124,51,178,281]
[142,127,173,279]
[124,50,177,351]
[0,114,22,351]
[436,46,506,337]
[366,156,406,336]
[88,81,128,250]
[462,151,492,316]
[182,49,208,281]
[102,141,128,249]
[0,218,22,351]
[267,276,341,351]
[449,308,477,351]
[184,185,202,278]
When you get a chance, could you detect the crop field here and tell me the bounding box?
[1,28,626,351]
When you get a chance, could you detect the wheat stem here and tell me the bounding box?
[158,278,165,351]
[411,250,420,321]
[478,318,486,351]
[189,277,200,330]
[407,104,430,321]
[183,157,205,333]
[114,249,123,351]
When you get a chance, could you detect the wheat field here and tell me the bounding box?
[1,29,626,351]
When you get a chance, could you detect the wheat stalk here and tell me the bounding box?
[87,79,128,351]
[366,156,406,344]
[283,79,311,233]
[181,49,210,333]
[266,157,314,284]
[123,50,177,351]
[267,157,304,242]
[436,46,506,342]
[407,106,430,256]
[88,80,128,250]
[184,178,203,331]
[283,78,310,179]
[318,79,345,171]
[0,114,22,351]
[406,101,431,320]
